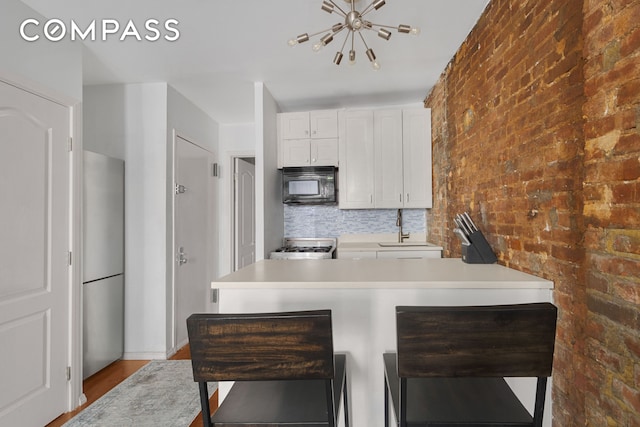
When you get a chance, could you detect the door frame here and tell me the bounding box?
[0,73,84,413]
[168,130,216,355]
[227,151,256,273]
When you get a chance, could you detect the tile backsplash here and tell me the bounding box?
[284,205,426,238]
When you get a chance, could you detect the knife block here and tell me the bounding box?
[460,230,497,264]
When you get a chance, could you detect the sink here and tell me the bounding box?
[378,242,434,247]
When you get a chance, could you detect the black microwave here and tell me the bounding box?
[282,166,337,205]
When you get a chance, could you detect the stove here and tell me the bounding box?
[270,238,337,260]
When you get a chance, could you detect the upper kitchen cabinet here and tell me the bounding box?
[401,108,432,208]
[277,110,339,168]
[340,108,432,209]
[338,110,375,208]
[374,109,404,208]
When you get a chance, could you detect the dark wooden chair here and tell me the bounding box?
[187,309,349,427]
[383,303,557,427]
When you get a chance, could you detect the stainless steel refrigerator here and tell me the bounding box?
[83,151,124,379]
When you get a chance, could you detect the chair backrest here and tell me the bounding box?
[396,303,557,378]
[187,310,335,382]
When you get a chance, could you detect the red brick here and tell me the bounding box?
[588,340,625,372]
[619,79,640,106]
[625,335,640,360]
[425,0,640,423]
[613,378,640,413]
[587,292,639,329]
[613,131,640,155]
[621,25,640,56]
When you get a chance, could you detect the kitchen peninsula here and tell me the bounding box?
[212,258,554,427]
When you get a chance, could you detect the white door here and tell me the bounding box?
[174,136,215,349]
[0,81,70,426]
[234,157,255,271]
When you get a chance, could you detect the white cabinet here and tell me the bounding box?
[338,110,375,208]
[377,250,441,259]
[402,109,432,208]
[374,109,432,208]
[281,139,339,167]
[278,110,339,168]
[336,250,378,260]
[374,109,404,208]
[337,249,441,259]
[281,110,338,139]
[339,108,432,209]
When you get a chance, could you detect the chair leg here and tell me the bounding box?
[343,369,350,427]
[384,377,389,427]
[533,377,548,427]
[198,382,212,427]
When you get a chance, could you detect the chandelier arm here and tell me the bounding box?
[365,22,400,30]
[359,0,378,17]
[339,30,350,53]
[333,26,348,37]
[328,0,348,17]
[357,31,370,50]
[305,24,345,40]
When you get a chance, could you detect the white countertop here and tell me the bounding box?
[337,233,443,252]
[337,241,443,251]
[212,258,553,289]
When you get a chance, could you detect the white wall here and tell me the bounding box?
[120,83,169,359]
[83,85,127,159]
[254,82,283,260]
[84,83,221,359]
[0,0,81,102]
[218,123,255,277]
[165,85,219,351]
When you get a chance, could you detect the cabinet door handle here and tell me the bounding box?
[312,158,316,163]
[406,193,410,203]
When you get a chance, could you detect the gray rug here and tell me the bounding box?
[63,360,202,427]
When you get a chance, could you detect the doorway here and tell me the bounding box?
[232,156,256,271]
[172,135,216,351]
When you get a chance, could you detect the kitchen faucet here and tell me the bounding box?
[396,209,410,243]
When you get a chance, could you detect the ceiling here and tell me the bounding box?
[20,0,489,124]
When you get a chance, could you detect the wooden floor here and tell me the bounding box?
[46,346,217,427]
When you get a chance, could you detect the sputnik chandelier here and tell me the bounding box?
[288,0,420,70]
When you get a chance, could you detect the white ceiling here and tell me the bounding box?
[20,0,488,124]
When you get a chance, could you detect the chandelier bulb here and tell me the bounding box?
[371,60,381,70]
[312,42,324,52]
[288,39,298,47]
[348,49,356,65]
[410,27,421,36]
[378,28,391,40]
[321,0,334,13]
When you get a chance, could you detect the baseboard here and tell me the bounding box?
[122,352,167,360]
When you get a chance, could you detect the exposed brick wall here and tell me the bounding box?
[425,0,639,424]
[583,0,640,425]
